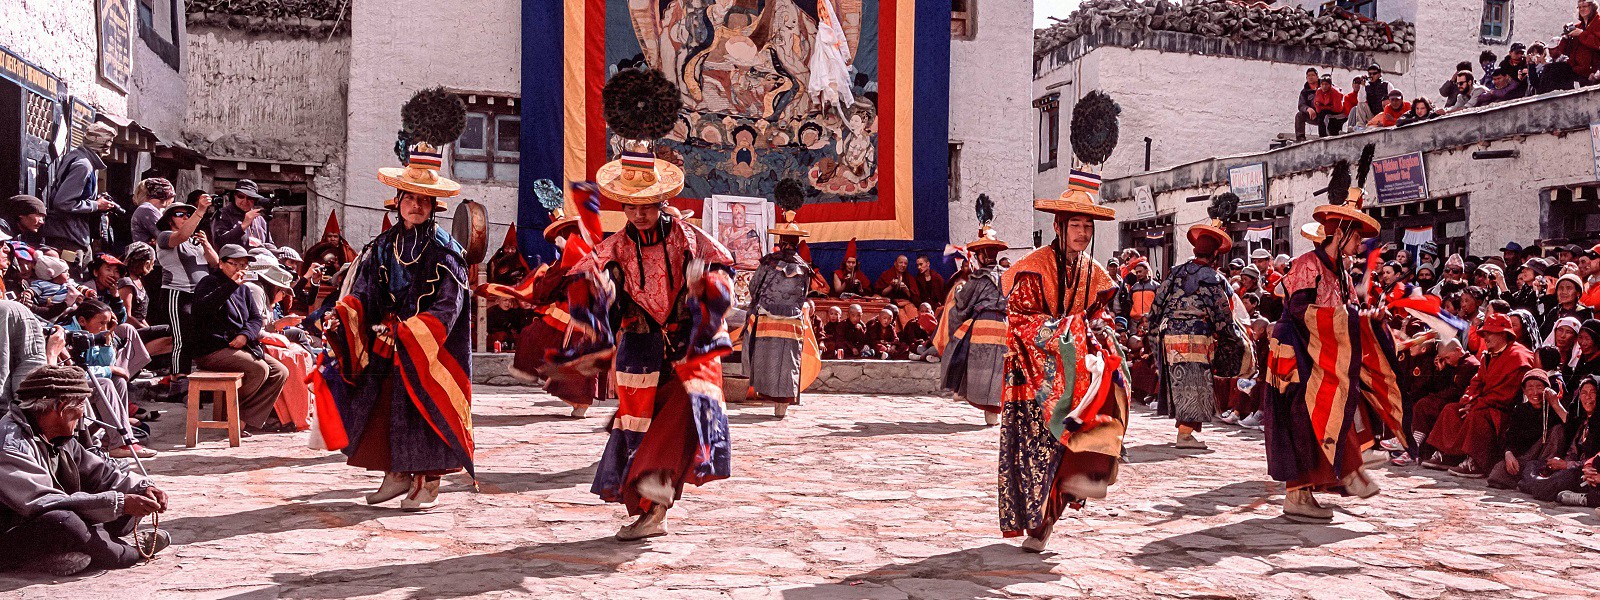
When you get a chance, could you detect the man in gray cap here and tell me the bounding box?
[43,123,120,271]
[211,180,275,250]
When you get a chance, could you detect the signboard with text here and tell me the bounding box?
[1228,163,1267,207]
[1590,120,1600,180]
[97,0,132,93]
[1372,152,1428,205]
[1132,185,1156,219]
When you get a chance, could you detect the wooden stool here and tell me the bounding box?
[185,372,245,448]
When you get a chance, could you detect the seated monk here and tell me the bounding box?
[865,307,906,359]
[1423,313,1534,478]
[875,255,913,301]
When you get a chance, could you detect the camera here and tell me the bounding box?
[41,323,112,356]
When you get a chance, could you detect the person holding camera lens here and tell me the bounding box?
[64,299,155,459]
[43,123,121,276]
[156,195,218,372]
[211,180,276,251]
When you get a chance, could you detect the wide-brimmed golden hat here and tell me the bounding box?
[967,224,1008,251]
[543,206,580,242]
[1035,169,1115,220]
[1312,187,1380,238]
[597,141,684,205]
[380,142,458,211]
[767,209,809,238]
[1187,221,1234,254]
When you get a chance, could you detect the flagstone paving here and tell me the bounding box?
[3,388,1598,599]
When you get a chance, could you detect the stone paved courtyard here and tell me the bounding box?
[3,387,1599,599]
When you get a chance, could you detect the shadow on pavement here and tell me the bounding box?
[162,500,392,546]
[1121,442,1212,464]
[265,536,647,599]
[816,420,991,438]
[1130,517,1370,571]
[149,451,346,477]
[781,542,1054,599]
[474,463,599,495]
[470,412,582,429]
[1144,480,1279,523]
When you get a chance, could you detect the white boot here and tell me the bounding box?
[1342,468,1380,499]
[1021,522,1053,553]
[366,472,411,505]
[1175,431,1208,449]
[570,404,589,418]
[984,412,1000,426]
[616,505,669,541]
[400,475,440,511]
[1283,488,1334,523]
[773,403,789,418]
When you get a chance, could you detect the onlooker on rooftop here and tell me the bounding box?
[1441,70,1489,114]
[1479,50,1499,87]
[1439,60,1474,106]
[1366,90,1411,128]
[1474,67,1525,107]
[1362,64,1392,119]
[1293,68,1320,141]
[1311,75,1347,137]
[1395,97,1438,126]
[1550,0,1600,86]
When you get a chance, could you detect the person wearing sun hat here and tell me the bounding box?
[1264,144,1408,523]
[542,68,735,542]
[743,179,818,418]
[940,194,1010,425]
[315,88,476,513]
[997,89,1130,553]
[1147,193,1245,451]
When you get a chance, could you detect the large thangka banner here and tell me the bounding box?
[521,0,950,259]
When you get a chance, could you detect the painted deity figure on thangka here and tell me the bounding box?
[997,173,1130,554]
[616,0,878,202]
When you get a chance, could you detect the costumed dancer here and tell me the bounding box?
[744,178,821,418]
[317,88,476,511]
[545,69,735,541]
[1264,144,1406,522]
[940,193,1009,426]
[498,179,601,417]
[998,90,1130,553]
[1147,193,1249,450]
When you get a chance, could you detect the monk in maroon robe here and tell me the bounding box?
[1424,313,1535,477]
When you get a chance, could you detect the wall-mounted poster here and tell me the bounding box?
[96,0,133,93]
[524,0,952,251]
[1228,162,1267,207]
[705,195,772,271]
[1590,120,1600,180]
[1373,152,1429,205]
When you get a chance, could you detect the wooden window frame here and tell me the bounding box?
[1480,0,1512,44]
[951,0,976,41]
[450,93,521,185]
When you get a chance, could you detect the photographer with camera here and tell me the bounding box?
[156,197,218,372]
[43,123,121,276]
[210,180,276,251]
[0,365,170,576]
[62,299,156,459]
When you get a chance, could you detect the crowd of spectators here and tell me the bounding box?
[1118,237,1600,513]
[1292,1,1600,141]
[0,160,348,573]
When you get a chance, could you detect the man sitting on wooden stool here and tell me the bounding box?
[190,244,290,435]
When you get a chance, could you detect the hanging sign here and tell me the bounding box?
[1132,185,1156,219]
[1372,152,1428,205]
[97,0,133,93]
[1229,163,1267,207]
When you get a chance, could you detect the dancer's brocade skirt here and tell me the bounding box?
[591,371,732,515]
[997,397,1115,537]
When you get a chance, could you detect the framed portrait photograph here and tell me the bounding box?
[705,194,771,271]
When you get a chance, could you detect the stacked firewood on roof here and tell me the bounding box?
[1035,0,1416,58]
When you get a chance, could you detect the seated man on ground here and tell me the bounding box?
[0,365,170,576]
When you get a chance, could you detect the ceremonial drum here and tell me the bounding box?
[453,199,490,264]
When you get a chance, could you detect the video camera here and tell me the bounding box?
[40,323,114,357]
